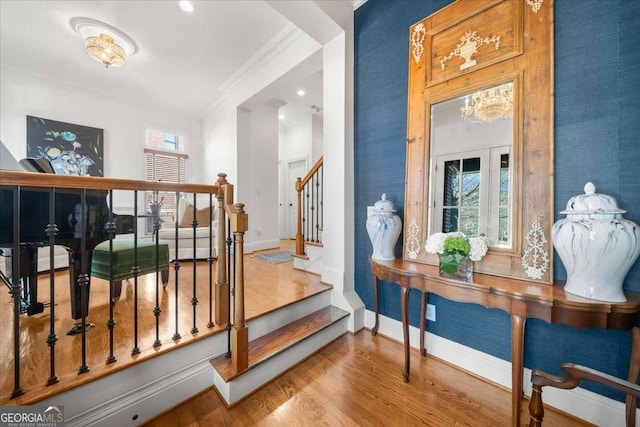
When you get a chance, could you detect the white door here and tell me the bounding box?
[285,158,308,239]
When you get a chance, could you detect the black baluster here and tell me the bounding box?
[305,185,310,242]
[315,171,321,242]
[191,193,198,334]
[153,190,162,348]
[106,190,117,364]
[132,192,141,355]
[10,186,23,398]
[46,188,59,385]
[319,165,323,243]
[173,191,182,341]
[78,189,89,374]
[310,175,316,242]
[207,193,214,329]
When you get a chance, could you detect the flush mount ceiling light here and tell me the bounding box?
[70,17,137,68]
[296,89,306,96]
[179,1,194,12]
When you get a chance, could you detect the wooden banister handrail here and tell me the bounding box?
[0,170,219,194]
[295,157,323,257]
[296,156,323,192]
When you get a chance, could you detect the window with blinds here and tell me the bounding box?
[144,130,187,227]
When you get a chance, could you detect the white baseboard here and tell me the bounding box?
[245,238,280,253]
[364,309,638,426]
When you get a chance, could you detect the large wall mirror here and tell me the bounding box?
[403,0,554,283]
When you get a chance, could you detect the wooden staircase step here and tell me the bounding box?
[210,306,349,382]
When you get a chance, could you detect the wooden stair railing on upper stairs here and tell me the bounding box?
[295,156,323,258]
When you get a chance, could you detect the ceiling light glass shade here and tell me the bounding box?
[179,1,194,12]
[85,34,126,68]
[461,83,513,123]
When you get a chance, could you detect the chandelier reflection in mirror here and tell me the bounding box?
[461,82,513,123]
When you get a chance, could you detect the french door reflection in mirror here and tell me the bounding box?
[429,82,514,249]
[433,148,511,248]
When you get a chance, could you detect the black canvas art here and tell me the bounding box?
[26,116,104,176]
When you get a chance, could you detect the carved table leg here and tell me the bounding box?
[627,327,640,427]
[511,313,525,427]
[420,291,428,357]
[402,286,411,382]
[372,275,379,336]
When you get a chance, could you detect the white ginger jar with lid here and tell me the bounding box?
[552,182,640,302]
[366,193,402,261]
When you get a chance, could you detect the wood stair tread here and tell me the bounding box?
[210,306,349,382]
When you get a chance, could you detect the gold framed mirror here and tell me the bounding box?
[403,0,554,283]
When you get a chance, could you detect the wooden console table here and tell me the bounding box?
[370,259,640,427]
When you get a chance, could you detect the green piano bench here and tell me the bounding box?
[91,240,169,302]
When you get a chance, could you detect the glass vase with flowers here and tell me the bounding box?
[425,232,488,282]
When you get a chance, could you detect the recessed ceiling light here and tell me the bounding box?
[296,89,306,96]
[179,1,194,12]
[279,114,285,119]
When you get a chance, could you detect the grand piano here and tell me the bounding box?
[0,142,134,334]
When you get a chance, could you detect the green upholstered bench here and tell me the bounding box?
[91,240,169,301]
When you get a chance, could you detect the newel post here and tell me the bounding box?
[231,203,249,373]
[295,177,304,257]
[214,173,229,326]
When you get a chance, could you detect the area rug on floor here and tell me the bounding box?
[252,250,293,264]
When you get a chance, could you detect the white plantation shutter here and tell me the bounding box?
[144,130,188,222]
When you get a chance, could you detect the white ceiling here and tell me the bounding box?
[0,0,327,121]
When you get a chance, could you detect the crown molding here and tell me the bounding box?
[202,23,304,120]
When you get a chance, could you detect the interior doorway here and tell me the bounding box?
[280,157,308,239]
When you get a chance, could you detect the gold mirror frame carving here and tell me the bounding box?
[403,0,554,283]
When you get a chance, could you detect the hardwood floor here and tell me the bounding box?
[145,331,591,427]
[0,240,329,405]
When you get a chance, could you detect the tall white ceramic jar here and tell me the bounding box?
[552,182,640,302]
[366,194,402,261]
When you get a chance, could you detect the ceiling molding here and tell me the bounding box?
[218,22,300,94]
[202,23,305,120]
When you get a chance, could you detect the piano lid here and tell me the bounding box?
[0,140,22,171]
[1,140,55,174]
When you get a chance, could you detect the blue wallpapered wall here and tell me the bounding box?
[354,0,640,402]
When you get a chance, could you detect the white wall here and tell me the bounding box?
[279,115,312,163]
[312,115,323,163]
[0,69,204,184]
[201,27,321,251]
[247,105,280,251]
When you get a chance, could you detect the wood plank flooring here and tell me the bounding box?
[145,331,592,427]
[0,240,329,405]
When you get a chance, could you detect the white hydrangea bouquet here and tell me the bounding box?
[425,232,488,280]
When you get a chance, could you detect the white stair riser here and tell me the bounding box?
[214,317,349,406]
